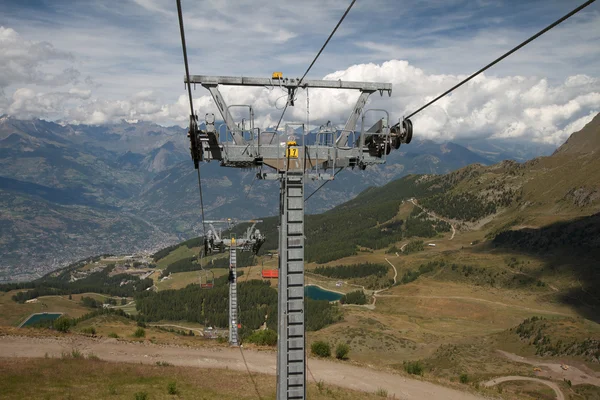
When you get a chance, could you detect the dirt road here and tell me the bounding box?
[385,258,398,284]
[497,350,600,387]
[0,335,486,400]
[483,376,564,400]
[148,324,205,336]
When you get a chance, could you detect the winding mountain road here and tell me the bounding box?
[497,350,600,387]
[148,324,205,336]
[483,376,564,400]
[384,258,398,285]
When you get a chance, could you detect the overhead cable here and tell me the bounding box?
[405,0,597,119]
[177,0,208,237]
[196,168,207,236]
[272,0,357,135]
[304,168,344,202]
[176,0,195,117]
[238,346,262,399]
[298,0,357,85]
[244,172,258,200]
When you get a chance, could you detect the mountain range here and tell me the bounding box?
[0,115,557,280]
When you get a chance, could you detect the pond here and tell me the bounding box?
[20,313,63,327]
[304,285,342,302]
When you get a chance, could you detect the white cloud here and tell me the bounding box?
[7,87,91,119]
[3,58,600,146]
[1,0,599,147]
[214,60,599,146]
[0,27,79,89]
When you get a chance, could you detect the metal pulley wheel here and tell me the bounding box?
[402,118,413,144]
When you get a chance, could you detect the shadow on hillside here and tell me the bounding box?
[491,213,600,323]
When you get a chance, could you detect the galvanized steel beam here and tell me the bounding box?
[188,75,391,93]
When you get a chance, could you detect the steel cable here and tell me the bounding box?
[271,0,357,137]
[304,168,344,202]
[177,0,208,238]
[176,0,195,118]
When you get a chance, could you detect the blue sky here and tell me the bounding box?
[1,0,599,144]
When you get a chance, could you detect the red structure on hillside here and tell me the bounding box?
[261,269,279,279]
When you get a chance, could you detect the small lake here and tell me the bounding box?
[305,285,342,301]
[20,313,63,327]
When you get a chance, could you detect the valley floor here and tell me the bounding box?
[0,334,487,400]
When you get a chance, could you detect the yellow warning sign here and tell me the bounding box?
[287,147,298,158]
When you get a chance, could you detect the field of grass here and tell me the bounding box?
[308,311,426,364]
[111,300,138,316]
[0,357,383,400]
[73,314,212,347]
[296,214,598,377]
[572,384,600,400]
[155,245,201,269]
[305,250,394,271]
[155,269,228,291]
[306,265,593,376]
[490,316,600,372]
[0,291,91,327]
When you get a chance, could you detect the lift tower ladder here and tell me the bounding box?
[229,237,238,346]
[277,167,305,399]
[185,74,413,400]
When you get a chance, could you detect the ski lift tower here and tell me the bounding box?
[204,218,264,346]
[185,74,413,400]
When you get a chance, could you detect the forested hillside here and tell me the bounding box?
[135,279,341,336]
[511,317,600,362]
[224,175,452,263]
[135,280,277,330]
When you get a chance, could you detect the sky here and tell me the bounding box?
[1,0,599,145]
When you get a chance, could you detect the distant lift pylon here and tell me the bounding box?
[203,218,264,346]
[185,73,413,400]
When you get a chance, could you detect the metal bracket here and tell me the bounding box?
[204,85,246,145]
[337,91,373,147]
[187,75,392,92]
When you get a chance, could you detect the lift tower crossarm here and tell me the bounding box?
[187,75,392,92]
[187,76,391,145]
[204,219,264,249]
